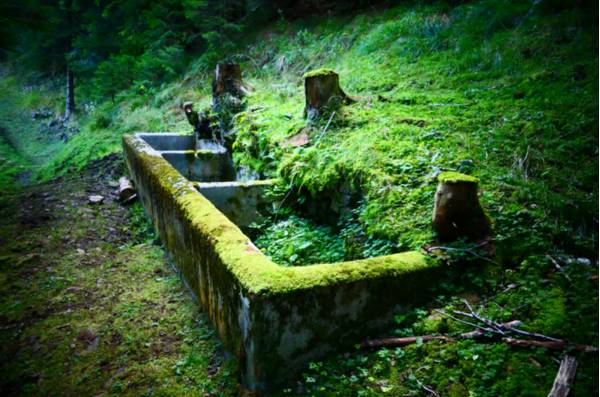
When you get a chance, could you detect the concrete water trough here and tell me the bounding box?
[123,132,442,394]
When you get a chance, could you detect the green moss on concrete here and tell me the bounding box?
[303,68,337,78]
[438,171,479,184]
[124,134,438,298]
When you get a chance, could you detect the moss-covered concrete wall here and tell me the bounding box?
[123,133,442,394]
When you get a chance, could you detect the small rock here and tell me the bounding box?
[78,328,96,342]
[76,248,85,255]
[576,257,591,266]
[83,336,100,354]
[88,195,104,205]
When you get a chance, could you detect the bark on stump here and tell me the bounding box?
[303,68,352,118]
[212,63,249,99]
[432,171,491,241]
[118,176,136,203]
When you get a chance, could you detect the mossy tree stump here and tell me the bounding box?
[432,171,491,241]
[303,68,352,118]
[212,63,249,100]
[182,102,213,140]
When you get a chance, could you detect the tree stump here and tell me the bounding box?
[118,176,136,203]
[432,172,491,241]
[212,63,249,100]
[182,101,199,128]
[303,68,352,118]
[182,102,213,140]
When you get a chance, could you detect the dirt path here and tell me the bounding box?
[0,155,238,396]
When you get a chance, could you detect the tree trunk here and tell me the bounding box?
[432,172,491,241]
[64,67,75,120]
[303,69,352,118]
[212,63,249,99]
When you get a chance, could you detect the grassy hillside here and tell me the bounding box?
[0,0,597,395]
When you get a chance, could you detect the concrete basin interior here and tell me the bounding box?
[137,133,350,245]
[136,133,272,227]
[137,132,237,182]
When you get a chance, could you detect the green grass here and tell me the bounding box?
[0,132,30,189]
[232,0,598,256]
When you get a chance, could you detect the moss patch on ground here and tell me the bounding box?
[0,157,238,396]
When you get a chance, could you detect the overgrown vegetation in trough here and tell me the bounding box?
[0,0,597,395]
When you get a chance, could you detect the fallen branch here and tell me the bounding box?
[547,255,573,283]
[362,321,520,349]
[453,299,563,342]
[314,111,336,144]
[362,335,453,349]
[362,322,598,354]
[423,241,498,265]
[412,367,440,397]
[547,355,578,397]
[502,338,597,354]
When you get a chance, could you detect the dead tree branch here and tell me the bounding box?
[423,241,498,265]
[362,304,598,354]
[412,367,440,397]
[453,299,563,342]
[547,355,578,397]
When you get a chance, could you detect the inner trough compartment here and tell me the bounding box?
[135,133,364,263]
[161,150,236,182]
[136,132,273,227]
[136,132,195,151]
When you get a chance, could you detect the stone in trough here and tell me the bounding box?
[432,171,491,241]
